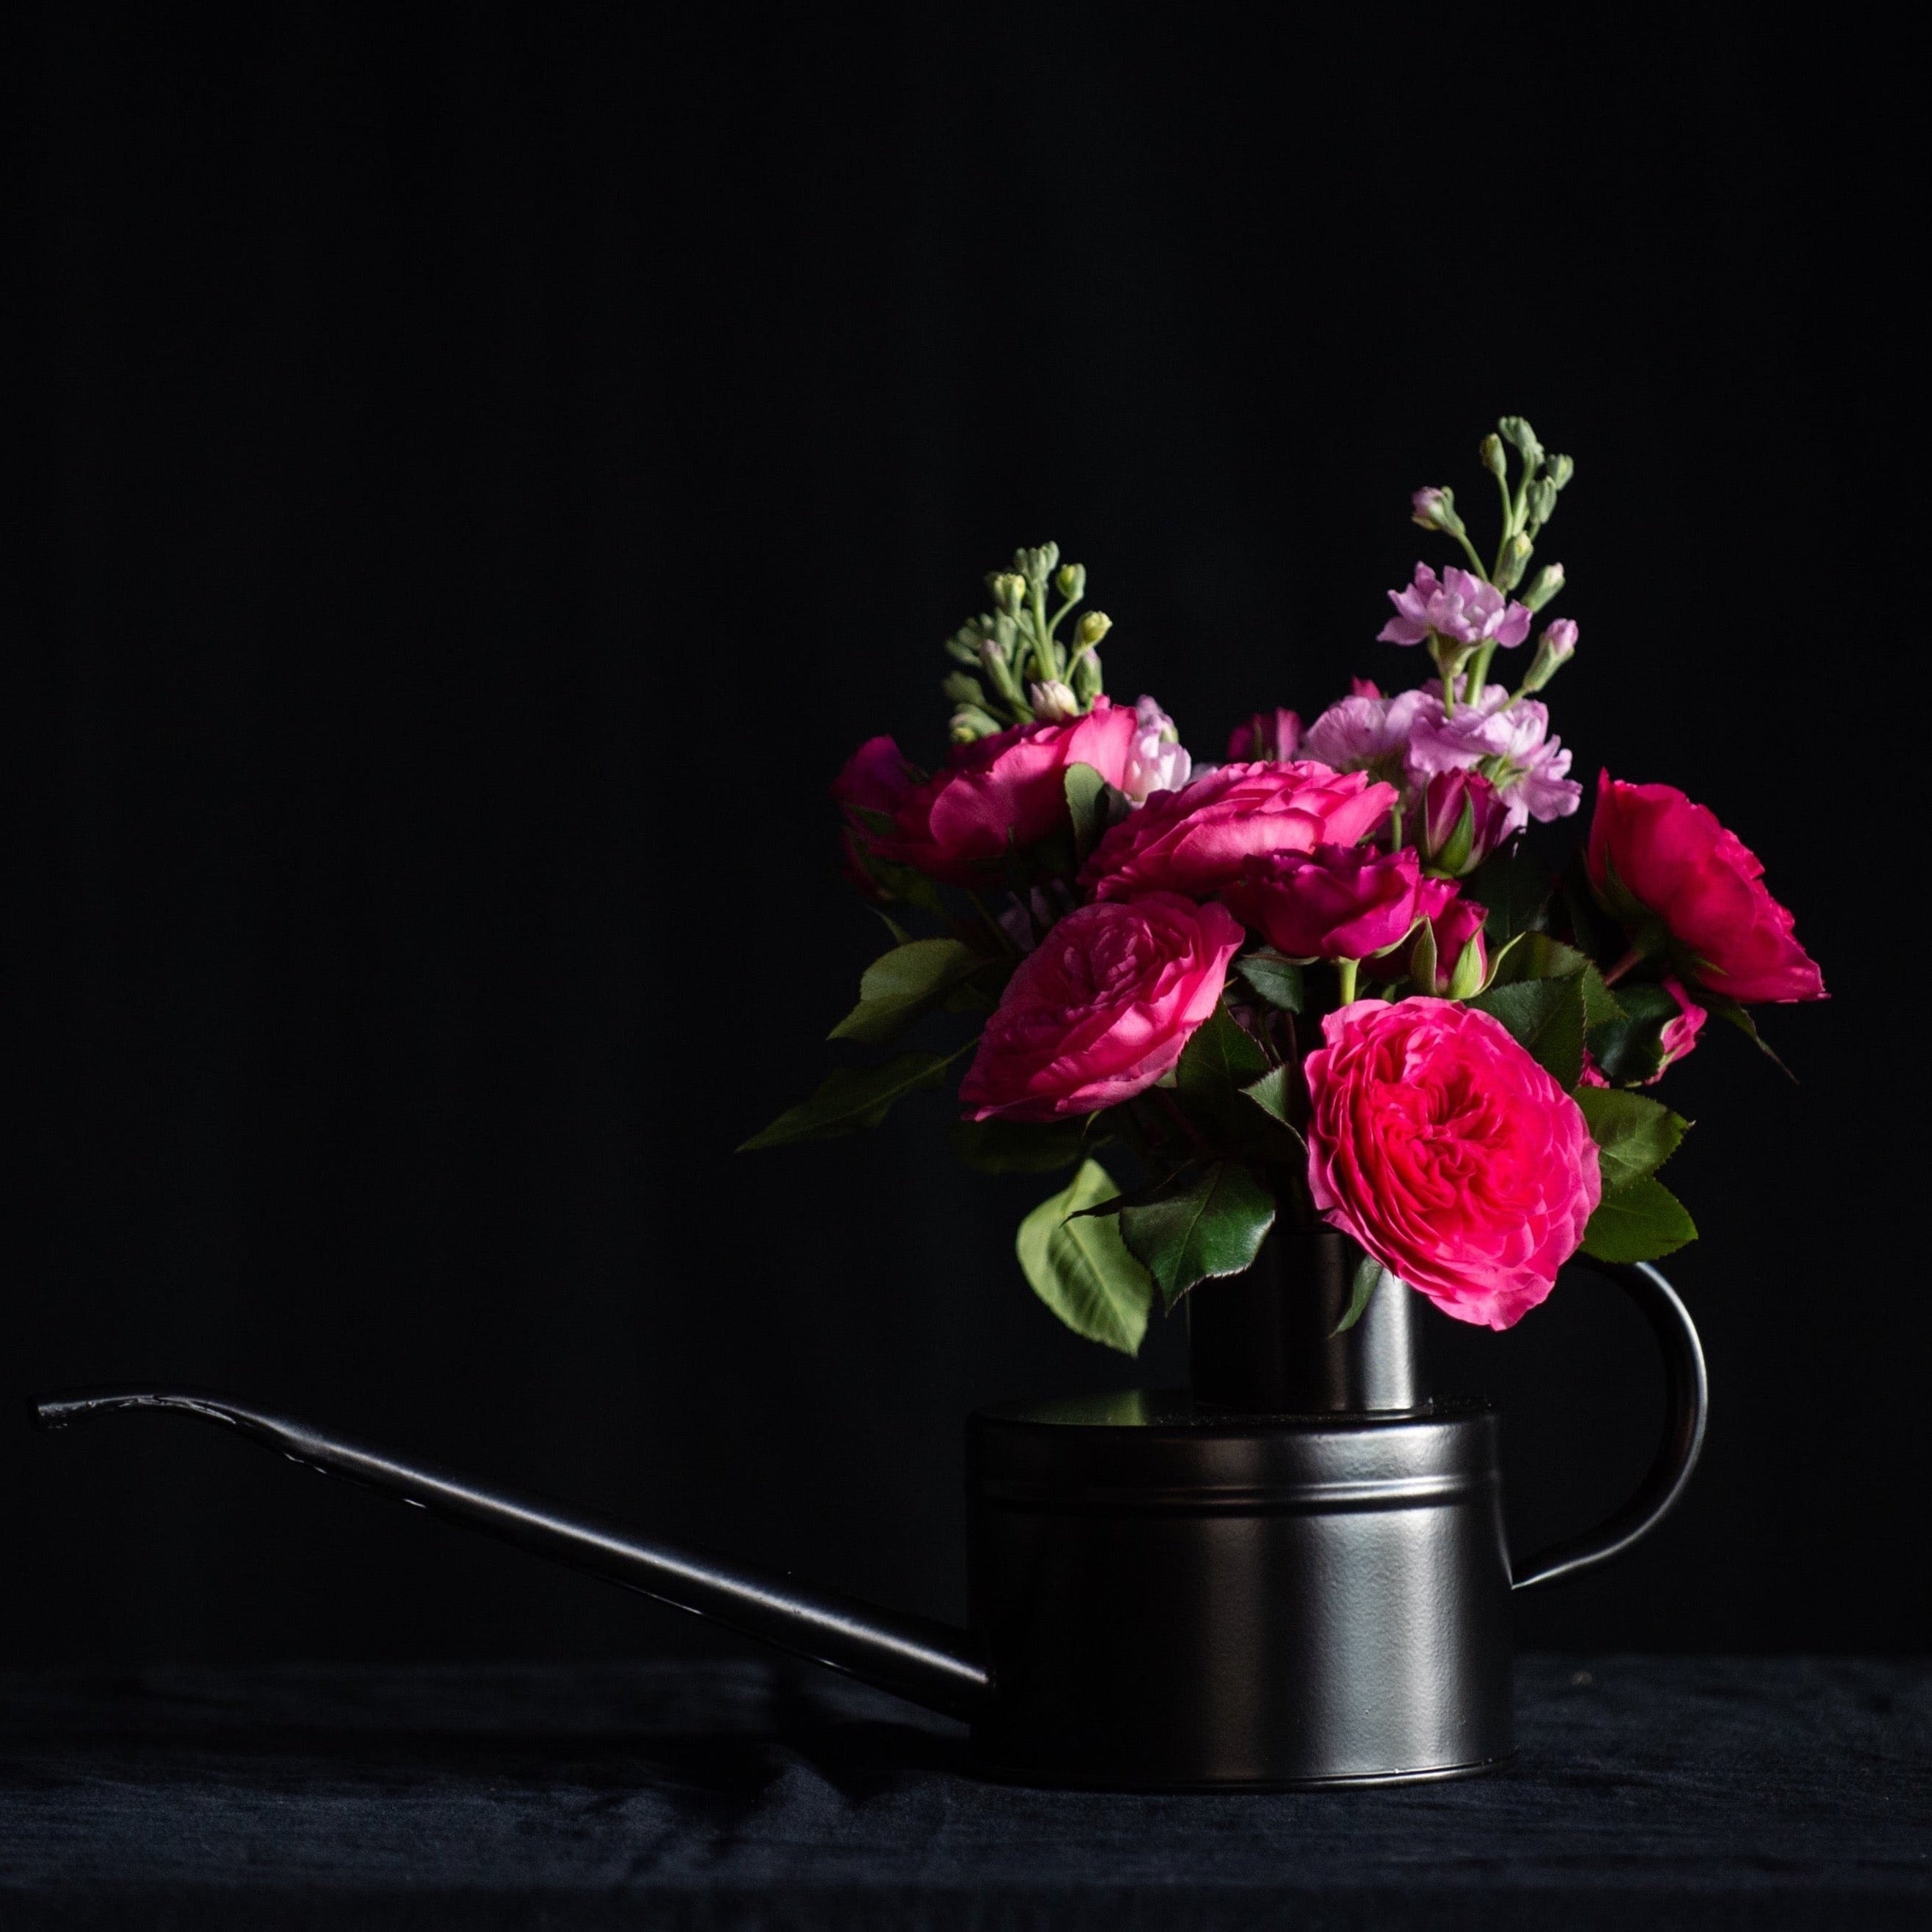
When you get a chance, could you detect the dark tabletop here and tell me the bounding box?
[2,1654,1927,1929]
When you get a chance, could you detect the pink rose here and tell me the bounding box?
[1080,760,1396,903]
[1412,878,1487,993]
[1221,845,1421,961]
[1419,769,1512,876]
[866,700,1138,887]
[1226,707,1303,762]
[831,736,921,899]
[959,895,1244,1121]
[1304,998,1602,1330]
[1586,771,1825,1003]
[1656,974,1706,1067]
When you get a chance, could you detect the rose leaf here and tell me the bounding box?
[829,938,989,1045]
[1470,971,1587,1089]
[1234,951,1305,1013]
[1119,1159,1278,1309]
[738,1051,952,1150]
[950,1116,1095,1175]
[1573,1086,1689,1193]
[1578,1174,1698,1264]
[1015,1158,1155,1355]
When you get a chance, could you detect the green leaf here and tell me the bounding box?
[1580,1174,1698,1263]
[1175,1001,1270,1128]
[1119,1161,1278,1308]
[1064,762,1107,859]
[829,939,987,1045]
[1573,1086,1689,1193]
[1585,980,1678,1084]
[1015,1159,1155,1355]
[1234,951,1304,1013]
[1702,991,1797,1081]
[1462,840,1550,947]
[949,1116,1093,1174]
[1333,1253,1385,1336]
[1470,971,1586,1089]
[739,1051,951,1150]
[1240,1065,1300,1133]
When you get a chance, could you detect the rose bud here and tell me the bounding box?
[1420,769,1511,876]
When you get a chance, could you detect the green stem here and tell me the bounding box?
[1029,582,1056,681]
[1465,640,1497,701]
[1388,798,1404,851]
[963,888,1020,955]
[1336,958,1360,1005]
[1450,525,1489,579]
[1602,945,1646,988]
[1044,591,1081,641]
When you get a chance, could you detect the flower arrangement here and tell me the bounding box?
[743,419,1826,1353]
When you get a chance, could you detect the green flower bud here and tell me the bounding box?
[1015,541,1060,587]
[1492,532,1533,591]
[949,704,1001,742]
[1076,610,1112,649]
[988,572,1027,616]
[1410,486,1467,537]
[992,610,1018,652]
[1070,648,1103,705]
[1479,433,1508,479]
[941,670,986,708]
[1527,477,1558,530]
[1029,678,1078,722]
[1498,415,1543,466]
[1520,561,1566,612]
[1547,452,1575,490]
[1054,562,1086,602]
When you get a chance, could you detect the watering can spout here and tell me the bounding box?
[32,1388,991,1721]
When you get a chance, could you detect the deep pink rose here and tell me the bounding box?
[1420,769,1512,876]
[832,736,922,898]
[1412,878,1488,993]
[1081,760,1396,903]
[1586,771,1825,1003]
[1656,974,1706,1067]
[1305,998,1602,1330]
[1221,845,1421,961]
[865,700,1138,887]
[1226,707,1303,763]
[959,895,1244,1120]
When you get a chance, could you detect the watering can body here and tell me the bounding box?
[34,1238,1704,1790]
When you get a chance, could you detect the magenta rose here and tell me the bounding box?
[864,699,1138,887]
[1586,771,1825,1003]
[831,735,921,899]
[1304,998,1602,1330]
[1080,760,1396,903]
[1221,845,1421,961]
[959,894,1244,1121]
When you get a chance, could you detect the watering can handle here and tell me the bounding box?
[1511,1260,1709,1593]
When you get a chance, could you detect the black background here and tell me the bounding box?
[4,9,1920,1668]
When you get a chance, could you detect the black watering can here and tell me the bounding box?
[35,1229,1704,1789]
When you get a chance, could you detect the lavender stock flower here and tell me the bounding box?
[1120,694,1193,804]
[1378,563,1535,651]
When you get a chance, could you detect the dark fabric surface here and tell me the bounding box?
[1,1656,1926,1929]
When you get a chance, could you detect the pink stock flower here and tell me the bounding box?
[1221,845,1422,961]
[1226,707,1303,763]
[1420,769,1512,875]
[958,894,1244,1120]
[868,700,1138,885]
[1304,999,1602,1330]
[1300,686,1434,781]
[1379,563,1534,650]
[1120,695,1193,804]
[1405,686,1581,830]
[1080,761,1396,903]
[1587,772,1826,1003]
